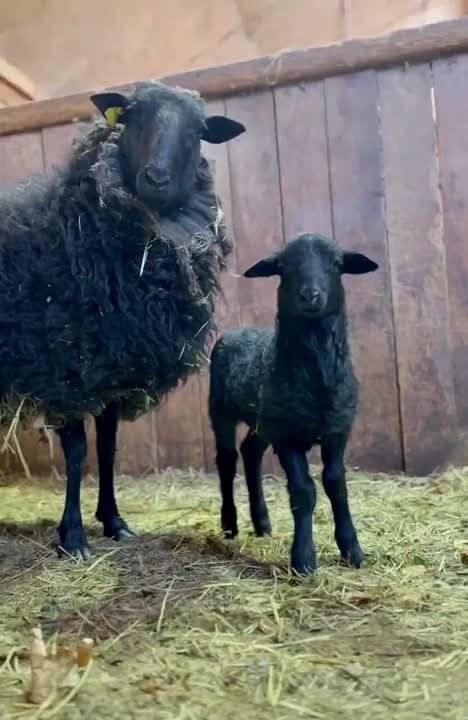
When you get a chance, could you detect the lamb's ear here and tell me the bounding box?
[244,254,279,278]
[202,116,246,144]
[342,251,379,275]
[90,92,130,127]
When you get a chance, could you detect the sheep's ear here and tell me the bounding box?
[202,116,245,144]
[244,255,279,278]
[342,251,379,275]
[90,92,129,127]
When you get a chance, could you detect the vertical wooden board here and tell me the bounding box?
[117,414,158,476]
[42,123,82,174]
[226,90,284,474]
[0,131,44,184]
[199,99,239,470]
[156,377,205,470]
[433,55,468,432]
[379,62,457,475]
[275,81,333,240]
[0,131,48,477]
[325,70,402,471]
[203,99,240,333]
[226,90,284,327]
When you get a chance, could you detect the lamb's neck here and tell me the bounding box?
[274,309,350,388]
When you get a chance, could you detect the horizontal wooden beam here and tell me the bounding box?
[1,17,468,136]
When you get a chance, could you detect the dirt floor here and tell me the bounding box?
[0,467,467,719]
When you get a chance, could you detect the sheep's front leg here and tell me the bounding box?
[321,433,364,568]
[277,447,317,574]
[95,403,136,540]
[57,420,90,560]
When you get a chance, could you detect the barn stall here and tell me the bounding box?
[0,18,467,720]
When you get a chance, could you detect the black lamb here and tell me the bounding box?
[0,81,245,559]
[209,233,378,574]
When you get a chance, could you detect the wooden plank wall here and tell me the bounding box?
[1,53,468,476]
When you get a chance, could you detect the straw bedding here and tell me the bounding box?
[0,468,466,719]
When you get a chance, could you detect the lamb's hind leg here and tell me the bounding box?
[95,403,136,540]
[57,420,89,560]
[240,429,271,536]
[321,433,364,568]
[214,421,238,538]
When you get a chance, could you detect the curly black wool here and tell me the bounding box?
[0,119,230,428]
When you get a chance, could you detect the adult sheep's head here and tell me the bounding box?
[244,234,379,321]
[90,82,245,213]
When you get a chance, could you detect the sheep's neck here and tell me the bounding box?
[275,310,350,389]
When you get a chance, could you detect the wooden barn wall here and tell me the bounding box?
[1,54,468,477]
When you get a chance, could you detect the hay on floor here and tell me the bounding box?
[0,468,466,719]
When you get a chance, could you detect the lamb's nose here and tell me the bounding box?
[300,287,321,306]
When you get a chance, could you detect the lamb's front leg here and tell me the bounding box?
[321,433,364,568]
[277,447,317,574]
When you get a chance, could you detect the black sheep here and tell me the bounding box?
[0,81,245,558]
[209,233,378,574]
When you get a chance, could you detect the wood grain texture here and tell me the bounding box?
[42,123,81,174]
[227,90,283,327]
[0,130,44,182]
[156,377,205,470]
[379,62,457,475]
[433,55,468,432]
[325,70,402,471]
[2,18,468,135]
[226,90,284,473]
[198,99,239,471]
[275,81,333,240]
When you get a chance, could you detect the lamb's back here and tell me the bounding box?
[209,327,273,426]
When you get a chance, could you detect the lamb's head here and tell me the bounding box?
[90,81,245,212]
[244,233,378,321]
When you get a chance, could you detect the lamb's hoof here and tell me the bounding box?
[253,517,272,537]
[291,547,317,576]
[223,527,239,540]
[340,543,365,569]
[102,517,137,541]
[57,526,91,561]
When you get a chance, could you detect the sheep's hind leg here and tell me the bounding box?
[240,429,271,536]
[321,433,364,568]
[95,403,136,541]
[214,421,238,538]
[57,420,90,560]
[277,447,317,574]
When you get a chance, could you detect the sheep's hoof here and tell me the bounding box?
[340,543,365,569]
[57,526,91,561]
[103,517,137,541]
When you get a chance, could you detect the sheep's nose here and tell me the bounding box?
[144,166,170,192]
[300,287,321,307]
